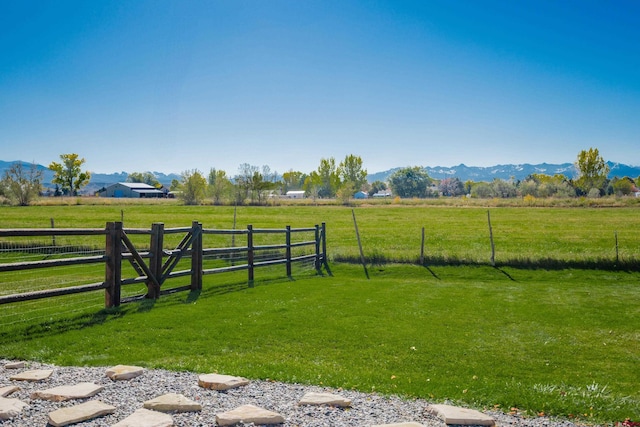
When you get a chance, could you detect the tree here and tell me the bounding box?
[303,171,322,201]
[316,157,340,198]
[438,177,464,197]
[1,162,43,206]
[234,163,258,204]
[337,154,367,192]
[336,181,355,205]
[610,177,634,196]
[491,178,517,198]
[470,182,494,198]
[388,166,432,198]
[525,173,574,198]
[574,148,609,195]
[368,180,387,197]
[48,153,91,196]
[518,179,538,197]
[281,170,306,193]
[127,172,160,188]
[234,164,277,205]
[208,168,232,205]
[178,169,207,205]
[256,165,279,203]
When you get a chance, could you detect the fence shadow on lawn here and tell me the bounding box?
[336,253,640,272]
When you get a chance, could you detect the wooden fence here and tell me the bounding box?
[0,221,328,308]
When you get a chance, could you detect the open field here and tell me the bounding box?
[2,201,640,268]
[1,202,639,423]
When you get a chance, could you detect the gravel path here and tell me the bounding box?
[1,359,586,427]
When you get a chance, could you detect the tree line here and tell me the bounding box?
[0,148,636,206]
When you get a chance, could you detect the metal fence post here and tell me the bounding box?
[315,224,321,273]
[286,225,292,278]
[247,224,254,287]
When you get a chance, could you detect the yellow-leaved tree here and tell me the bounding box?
[48,153,91,196]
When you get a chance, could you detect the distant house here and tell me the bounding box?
[99,182,164,198]
[373,190,392,198]
[353,191,368,199]
[286,190,306,199]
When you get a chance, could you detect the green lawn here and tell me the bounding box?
[1,263,638,423]
[1,203,639,423]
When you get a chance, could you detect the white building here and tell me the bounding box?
[286,190,306,199]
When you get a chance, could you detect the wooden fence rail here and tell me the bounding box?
[0,221,328,308]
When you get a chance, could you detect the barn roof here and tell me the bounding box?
[117,182,157,189]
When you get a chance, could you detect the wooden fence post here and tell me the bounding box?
[105,221,122,308]
[148,223,164,299]
[50,218,56,247]
[488,210,496,266]
[247,224,254,287]
[191,221,203,291]
[352,209,369,279]
[286,225,292,278]
[420,226,425,265]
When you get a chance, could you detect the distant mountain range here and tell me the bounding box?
[367,161,640,183]
[1,160,639,194]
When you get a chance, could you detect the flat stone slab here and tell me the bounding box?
[298,391,352,407]
[48,400,116,427]
[198,373,250,391]
[0,396,28,420]
[427,404,495,426]
[106,364,145,380]
[372,423,425,427]
[9,369,53,382]
[112,408,175,427]
[0,386,20,397]
[31,382,104,402]
[143,392,202,412]
[216,404,285,426]
[4,361,25,369]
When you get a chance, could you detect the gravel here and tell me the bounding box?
[1,359,586,427]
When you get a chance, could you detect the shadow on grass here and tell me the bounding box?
[423,264,440,280]
[494,266,516,281]
[333,254,640,272]
[0,305,128,346]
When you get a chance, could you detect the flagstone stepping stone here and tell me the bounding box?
[0,396,28,420]
[427,404,495,426]
[112,408,175,427]
[143,393,202,412]
[9,369,53,381]
[216,404,285,426]
[3,361,25,369]
[106,364,145,380]
[47,400,116,427]
[31,382,104,402]
[298,391,352,407]
[371,423,425,427]
[0,386,20,397]
[198,373,250,391]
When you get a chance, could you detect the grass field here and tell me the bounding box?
[1,202,639,423]
[2,201,640,267]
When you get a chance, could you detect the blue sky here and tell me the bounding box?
[1,0,639,176]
